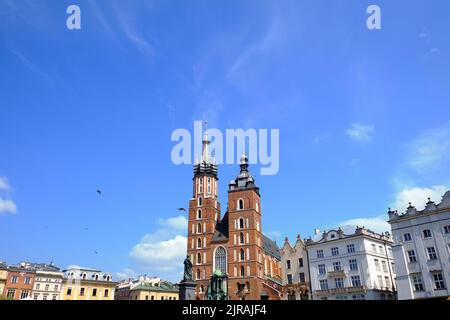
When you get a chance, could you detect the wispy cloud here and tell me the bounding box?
[338,215,390,234]
[0,177,11,191]
[345,123,375,144]
[0,198,17,215]
[0,176,17,215]
[111,4,155,59]
[8,47,51,80]
[406,124,450,174]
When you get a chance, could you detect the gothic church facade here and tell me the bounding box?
[186,133,282,300]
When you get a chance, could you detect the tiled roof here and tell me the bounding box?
[211,212,229,243]
[262,235,281,260]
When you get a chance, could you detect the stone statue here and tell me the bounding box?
[183,255,193,281]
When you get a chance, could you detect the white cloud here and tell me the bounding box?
[158,215,187,231]
[130,235,186,271]
[407,125,450,173]
[115,268,138,280]
[346,123,375,143]
[0,198,17,214]
[338,215,390,234]
[129,215,188,281]
[0,177,11,191]
[394,185,448,211]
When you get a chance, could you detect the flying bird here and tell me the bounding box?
[96,190,102,195]
[177,208,186,211]
[94,251,98,255]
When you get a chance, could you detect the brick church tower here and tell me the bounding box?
[186,132,283,300]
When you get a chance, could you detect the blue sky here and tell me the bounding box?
[1,0,450,282]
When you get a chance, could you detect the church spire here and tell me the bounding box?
[201,132,210,163]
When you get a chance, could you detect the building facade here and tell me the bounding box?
[2,263,36,300]
[32,264,64,300]
[307,226,396,300]
[129,281,179,300]
[0,262,7,298]
[280,235,311,300]
[185,133,282,300]
[115,275,161,300]
[61,266,117,300]
[388,190,450,300]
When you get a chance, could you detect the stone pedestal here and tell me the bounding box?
[179,280,197,300]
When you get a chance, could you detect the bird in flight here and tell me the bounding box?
[96,190,102,195]
[94,251,98,255]
[177,208,186,211]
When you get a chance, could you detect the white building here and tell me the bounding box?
[307,226,396,300]
[32,264,64,300]
[388,190,450,300]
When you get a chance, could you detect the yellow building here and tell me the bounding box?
[61,266,117,300]
[129,281,179,300]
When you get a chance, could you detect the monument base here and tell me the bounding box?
[179,280,197,300]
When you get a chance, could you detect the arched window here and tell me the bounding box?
[198,197,202,206]
[207,177,211,193]
[240,249,245,261]
[239,232,244,244]
[196,269,201,280]
[106,275,110,281]
[240,266,245,277]
[214,246,227,274]
[197,238,202,248]
[197,252,202,264]
[94,274,99,281]
[245,281,250,292]
[197,223,202,234]
[197,209,202,220]
[82,273,87,280]
[239,218,245,229]
[199,179,203,193]
[238,199,244,210]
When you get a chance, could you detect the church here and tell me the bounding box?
[186,132,283,300]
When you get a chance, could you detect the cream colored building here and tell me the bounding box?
[0,262,8,297]
[281,235,311,300]
[61,266,117,300]
[129,281,179,300]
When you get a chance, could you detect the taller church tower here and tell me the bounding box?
[186,133,221,296]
